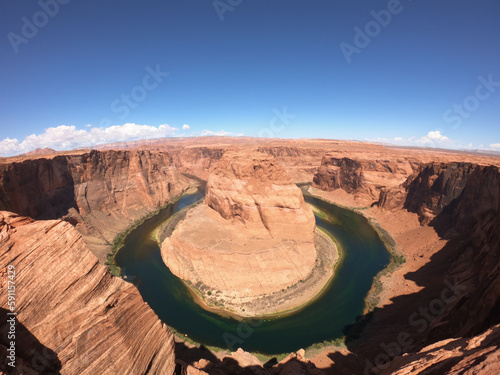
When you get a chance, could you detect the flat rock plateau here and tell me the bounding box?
[1,137,500,374]
[161,151,338,316]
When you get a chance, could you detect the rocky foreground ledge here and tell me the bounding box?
[0,211,175,375]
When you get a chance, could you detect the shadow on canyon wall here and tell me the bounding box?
[0,308,62,375]
[0,156,78,221]
[174,164,500,374]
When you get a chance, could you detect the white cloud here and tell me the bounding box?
[368,131,454,149]
[200,129,242,137]
[417,131,450,145]
[0,123,178,157]
[490,143,500,149]
[182,124,190,130]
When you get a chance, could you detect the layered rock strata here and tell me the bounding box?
[0,150,190,260]
[312,154,416,205]
[0,211,176,374]
[161,152,331,317]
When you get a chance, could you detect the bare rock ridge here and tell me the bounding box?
[0,150,190,261]
[312,154,416,204]
[0,211,176,375]
[380,323,500,375]
[161,151,322,317]
[205,151,315,241]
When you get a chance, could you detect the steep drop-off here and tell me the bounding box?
[314,157,500,374]
[401,164,500,342]
[161,151,333,317]
[0,150,190,260]
[0,211,176,375]
[2,139,500,374]
[312,154,416,205]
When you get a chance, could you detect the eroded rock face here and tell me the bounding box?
[313,157,363,193]
[370,163,500,341]
[312,154,415,204]
[381,323,500,375]
[0,150,190,260]
[205,151,315,242]
[0,211,176,375]
[162,152,319,316]
[403,162,476,225]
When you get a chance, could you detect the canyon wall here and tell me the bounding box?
[313,156,500,374]
[0,150,191,260]
[2,139,500,374]
[400,164,500,341]
[0,211,176,374]
[324,159,500,340]
[312,154,416,205]
[168,144,327,183]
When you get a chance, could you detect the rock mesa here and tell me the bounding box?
[161,151,320,317]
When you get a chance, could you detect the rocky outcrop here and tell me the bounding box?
[0,150,190,260]
[0,211,176,374]
[312,154,415,204]
[313,157,363,193]
[171,147,225,180]
[403,162,476,225]
[20,147,57,157]
[257,146,326,182]
[205,151,315,241]
[381,323,500,375]
[162,152,323,316]
[420,165,500,341]
[313,158,500,374]
[0,156,77,221]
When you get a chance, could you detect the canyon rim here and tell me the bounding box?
[0,137,499,374]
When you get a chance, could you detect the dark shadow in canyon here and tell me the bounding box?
[0,308,62,375]
[174,341,270,374]
[0,156,78,221]
[174,188,500,374]
[327,190,500,374]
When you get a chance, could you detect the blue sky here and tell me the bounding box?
[1,0,499,156]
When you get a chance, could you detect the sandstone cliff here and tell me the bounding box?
[205,151,315,241]
[333,160,500,342]
[161,151,324,317]
[411,164,500,341]
[0,211,176,374]
[312,154,416,205]
[381,323,500,375]
[0,150,190,260]
[169,144,326,183]
[402,162,476,225]
[311,157,500,374]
